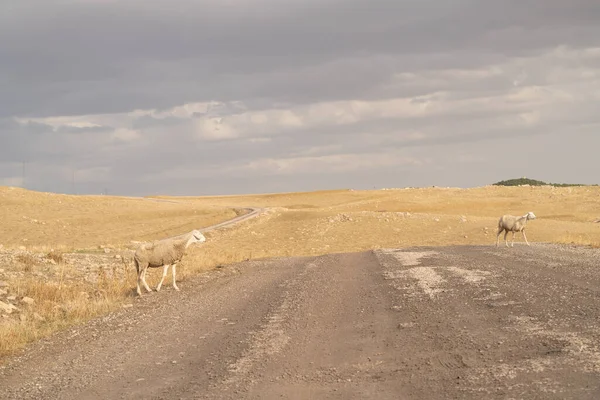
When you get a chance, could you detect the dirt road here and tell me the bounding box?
[1,243,600,399]
[200,207,264,232]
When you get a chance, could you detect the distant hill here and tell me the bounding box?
[492,178,596,187]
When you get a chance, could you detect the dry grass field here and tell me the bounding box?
[0,187,240,359]
[0,186,240,250]
[1,184,600,360]
[172,185,600,273]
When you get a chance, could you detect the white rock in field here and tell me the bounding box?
[0,300,19,314]
[21,296,35,305]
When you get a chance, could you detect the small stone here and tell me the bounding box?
[114,255,122,260]
[21,297,35,305]
[19,314,27,322]
[122,304,133,309]
[0,281,8,288]
[19,246,26,251]
[7,295,16,301]
[0,289,7,296]
[398,322,416,329]
[103,248,111,254]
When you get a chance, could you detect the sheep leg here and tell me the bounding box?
[136,263,152,295]
[136,270,143,296]
[141,268,153,292]
[156,264,170,291]
[522,230,530,246]
[496,228,503,247]
[511,231,516,247]
[172,263,180,291]
[504,230,509,247]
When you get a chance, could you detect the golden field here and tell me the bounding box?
[178,185,600,271]
[1,184,599,360]
[0,186,240,250]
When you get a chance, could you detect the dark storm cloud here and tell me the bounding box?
[2,0,599,117]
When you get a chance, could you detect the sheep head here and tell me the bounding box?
[526,211,536,220]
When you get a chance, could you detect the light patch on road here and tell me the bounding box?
[224,260,317,389]
[225,298,291,387]
[511,316,600,373]
[465,315,600,395]
[378,250,496,299]
[386,267,447,298]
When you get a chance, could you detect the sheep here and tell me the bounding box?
[496,211,536,248]
[134,229,206,296]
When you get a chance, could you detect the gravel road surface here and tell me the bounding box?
[1,243,600,399]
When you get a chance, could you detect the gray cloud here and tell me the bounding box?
[2,0,599,117]
[1,0,599,194]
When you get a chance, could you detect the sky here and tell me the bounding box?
[1,0,599,196]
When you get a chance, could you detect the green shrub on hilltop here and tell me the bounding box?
[493,178,547,186]
[493,177,595,187]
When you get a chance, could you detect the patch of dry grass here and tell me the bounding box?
[0,263,136,358]
[14,254,38,273]
[45,250,64,264]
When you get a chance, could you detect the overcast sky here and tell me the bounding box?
[1,0,599,196]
